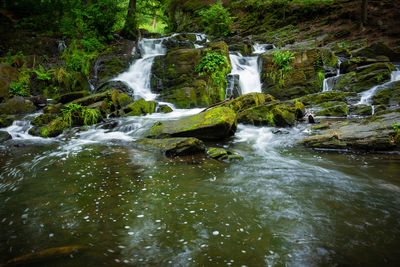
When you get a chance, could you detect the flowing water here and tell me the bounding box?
[1,37,400,266]
[229,52,262,95]
[322,58,342,92]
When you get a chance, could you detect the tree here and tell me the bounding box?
[122,0,137,39]
[361,0,368,26]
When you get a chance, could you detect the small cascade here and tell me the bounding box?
[253,43,274,54]
[4,113,49,141]
[322,58,343,92]
[357,67,400,110]
[194,33,209,49]
[113,37,171,101]
[57,40,66,53]
[229,53,262,94]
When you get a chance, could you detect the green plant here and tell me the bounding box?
[61,103,99,128]
[196,52,229,88]
[272,50,295,71]
[33,65,53,80]
[9,81,29,96]
[199,1,232,36]
[393,122,400,133]
[376,74,383,83]
[317,70,326,87]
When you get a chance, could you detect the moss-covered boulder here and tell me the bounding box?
[207,147,243,162]
[237,101,304,127]
[151,42,231,108]
[300,112,400,151]
[220,93,273,113]
[136,137,205,157]
[340,56,390,74]
[157,104,173,113]
[349,104,373,116]
[351,42,400,62]
[371,81,400,107]
[148,106,237,140]
[111,90,132,109]
[31,113,57,127]
[333,62,394,93]
[0,131,12,143]
[123,98,155,116]
[70,92,109,106]
[0,96,36,115]
[55,91,90,104]
[296,90,355,106]
[37,117,70,138]
[315,102,348,117]
[0,114,16,128]
[261,48,325,100]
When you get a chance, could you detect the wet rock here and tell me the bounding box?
[371,81,400,107]
[307,114,315,123]
[55,91,91,104]
[163,34,196,49]
[351,42,400,62]
[0,130,11,143]
[221,92,272,113]
[296,90,355,105]
[315,102,348,117]
[207,147,243,162]
[349,104,373,116]
[96,80,133,96]
[99,120,119,130]
[31,113,57,127]
[43,104,63,115]
[333,62,394,93]
[226,74,241,98]
[71,92,109,107]
[29,95,47,108]
[157,104,173,113]
[0,96,36,115]
[237,101,304,127]
[123,98,155,116]
[136,137,205,157]
[308,123,331,130]
[0,64,19,100]
[0,114,16,128]
[148,107,237,140]
[111,90,132,109]
[299,112,400,151]
[340,56,390,74]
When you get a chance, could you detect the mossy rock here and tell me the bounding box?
[0,114,16,128]
[315,103,348,117]
[136,137,205,157]
[157,105,173,113]
[340,56,390,74]
[148,107,237,140]
[333,62,394,93]
[207,147,243,162]
[371,81,400,106]
[0,131,12,143]
[95,54,134,85]
[349,104,373,116]
[237,101,299,127]
[111,90,132,109]
[32,113,57,127]
[43,104,63,115]
[352,42,400,62]
[123,98,155,117]
[55,91,91,104]
[309,124,331,130]
[221,93,272,113]
[71,92,110,107]
[0,96,36,115]
[39,117,70,138]
[296,90,355,106]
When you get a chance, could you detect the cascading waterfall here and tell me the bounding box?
[357,66,400,113]
[322,58,342,92]
[113,37,169,101]
[229,53,262,95]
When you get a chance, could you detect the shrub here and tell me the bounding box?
[9,81,29,96]
[272,50,295,71]
[33,65,52,81]
[199,1,232,36]
[196,52,229,88]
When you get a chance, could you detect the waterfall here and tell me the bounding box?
[229,52,262,95]
[113,37,170,101]
[322,58,342,92]
[357,67,400,108]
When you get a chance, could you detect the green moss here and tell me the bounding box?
[297,91,354,105]
[124,99,155,116]
[372,88,393,106]
[316,103,348,117]
[39,117,69,138]
[221,93,268,113]
[309,124,331,130]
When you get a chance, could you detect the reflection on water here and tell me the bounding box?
[1,123,400,266]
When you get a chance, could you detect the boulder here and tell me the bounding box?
[0,96,36,115]
[371,81,400,107]
[111,90,132,109]
[315,102,348,117]
[0,114,16,128]
[333,62,394,93]
[123,98,155,116]
[136,137,205,157]
[71,92,109,107]
[351,42,400,62]
[55,91,90,104]
[207,147,243,162]
[220,92,272,113]
[296,90,355,106]
[237,101,304,127]
[299,112,400,151]
[157,104,173,113]
[147,106,237,140]
[0,130,12,143]
[340,56,390,74]
[349,104,373,116]
[95,80,133,96]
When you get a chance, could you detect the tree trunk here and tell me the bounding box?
[361,0,368,26]
[122,0,137,39]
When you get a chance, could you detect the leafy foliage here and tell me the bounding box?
[272,50,295,71]
[393,122,400,133]
[9,82,29,97]
[61,103,99,127]
[199,1,232,36]
[33,65,53,81]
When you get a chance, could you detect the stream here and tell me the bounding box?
[1,36,400,266]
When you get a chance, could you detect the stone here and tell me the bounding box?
[296,90,355,106]
[207,147,243,162]
[56,91,90,104]
[0,96,36,115]
[299,112,400,151]
[147,107,237,140]
[96,80,133,96]
[315,102,348,117]
[0,114,16,128]
[71,92,109,107]
[136,137,205,157]
[157,104,173,113]
[123,98,155,116]
[0,130,12,143]
[221,92,272,113]
[352,42,400,62]
[349,104,373,116]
